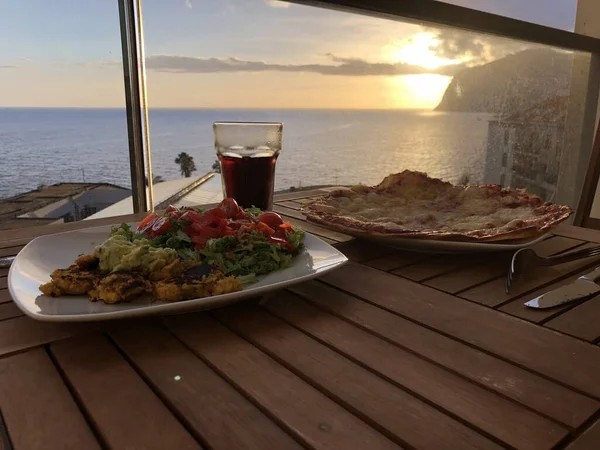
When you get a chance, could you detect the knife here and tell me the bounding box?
[524,267,600,309]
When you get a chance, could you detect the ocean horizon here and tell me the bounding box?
[0,108,493,199]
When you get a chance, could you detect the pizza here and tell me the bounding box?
[302,171,572,242]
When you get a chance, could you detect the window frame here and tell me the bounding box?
[117,0,600,220]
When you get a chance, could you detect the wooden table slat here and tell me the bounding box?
[497,271,593,323]
[0,280,6,291]
[271,189,327,202]
[461,242,600,307]
[566,419,600,449]
[274,200,303,211]
[272,204,309,221]
[0,316,99,357]
[241,298,566,450]
[544,294,600,341]
[365,251,431,272]
[50,333,201,450]
[0,269,8,277]
[555,224,600,244]
[0,291,11,306]
[0,348,100,449]
[332,239,397,263]
[393,253,486,282]
[166,314,404,450]
[110,324,303,450]
[288,280,599,428]
[0,237,35,250]
[280,216,350,243]
[321,263,600,398]
[425,236,585,294]
[0,247,24,259]
[0,212,146,243]
[0,303,23,322]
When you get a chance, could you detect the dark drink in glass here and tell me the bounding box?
[213,122,283,211]
[219,154,278,210]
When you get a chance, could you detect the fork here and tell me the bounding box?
[505,245,600,293]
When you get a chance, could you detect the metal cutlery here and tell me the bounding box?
[524,267,600,308]
[506,245,600,293]
[0,257,15,269]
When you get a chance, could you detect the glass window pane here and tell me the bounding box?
[435,0,577,31]
[0,0,136,229]
[140,0,595,210]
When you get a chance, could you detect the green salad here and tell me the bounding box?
[108,198,305,280]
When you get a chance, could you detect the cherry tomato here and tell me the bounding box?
[219,198,241,219]
[258,212,284,229]
[136,212,158,234]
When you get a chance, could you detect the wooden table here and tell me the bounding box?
[2,189,600,450]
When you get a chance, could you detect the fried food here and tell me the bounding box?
[89,273,152,304]
[75,254,99,270]
[154,272,241,302]
[147,259,201,282]
[40,254,241,305]
[40,265,101,297]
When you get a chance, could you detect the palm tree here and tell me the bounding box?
[211,159,221,174]
[174,152,197,178]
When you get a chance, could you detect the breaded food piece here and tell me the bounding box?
[91,273,152,304]
[75,254,99,270]
[148,259,201,282]
[154,273,241,302]
[40,281,64,297]
[42,265,100,296]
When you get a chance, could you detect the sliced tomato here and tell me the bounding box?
[256,222,275,236]
[204,207,227,218]
[269,236,294,252]
[166,205,179,214]
[189,223,222,237]
[258,212,284,229]
[136,212,158,234]
[150,216,171,237]
[273,222,294,239]
[219,198,241,219]
[178,210,204,224]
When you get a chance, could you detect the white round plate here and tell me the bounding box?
[8,225,348,322]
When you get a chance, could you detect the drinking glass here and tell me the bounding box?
[213,122,283,211]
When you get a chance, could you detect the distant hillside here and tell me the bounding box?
[435,49,572,114]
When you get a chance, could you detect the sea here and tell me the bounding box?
[0,108,494,200]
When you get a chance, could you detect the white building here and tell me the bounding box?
[484,96,567,201]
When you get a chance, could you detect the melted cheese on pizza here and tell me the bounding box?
[302,171,570,240]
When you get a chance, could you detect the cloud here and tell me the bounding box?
[265,0,290,7]
[185,0,192,9]
[0,65,17,69]
[144,53,465,76]
[427,27,533,65]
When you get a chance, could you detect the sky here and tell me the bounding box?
[0,0,578,110]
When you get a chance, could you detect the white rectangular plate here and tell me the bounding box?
[9,225,347,322]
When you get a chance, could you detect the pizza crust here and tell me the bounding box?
[302,171,572,243]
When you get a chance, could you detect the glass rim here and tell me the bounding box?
[213,121,283,128]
